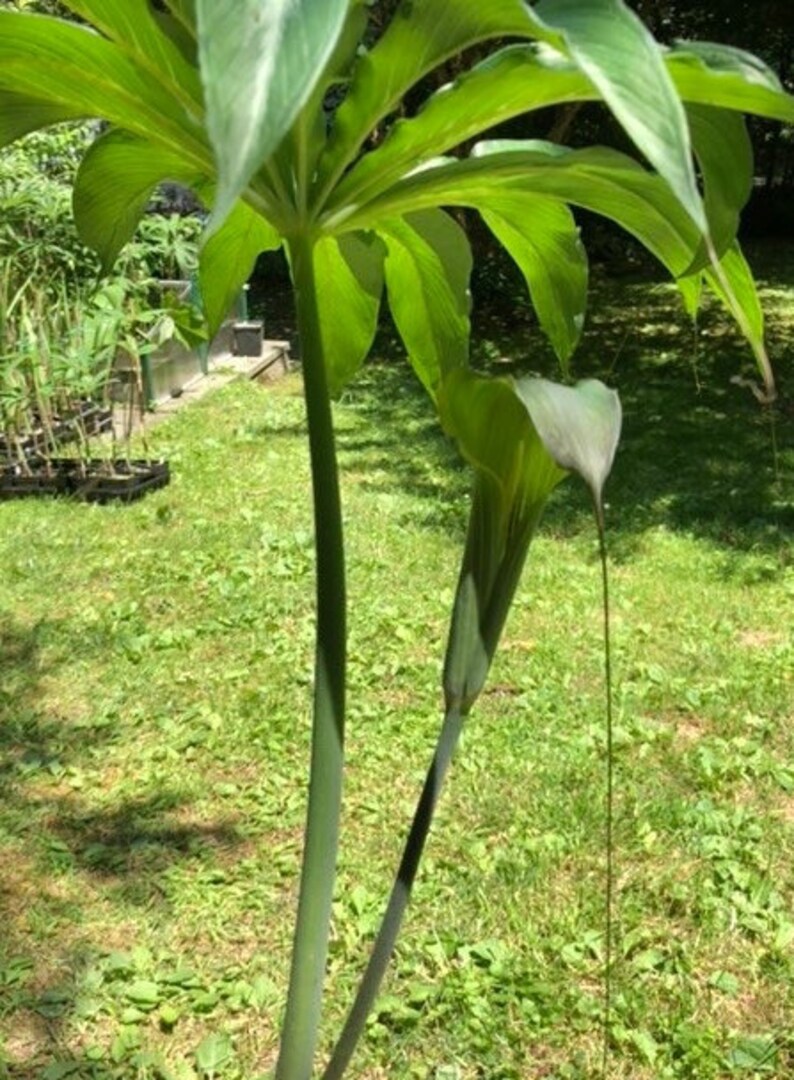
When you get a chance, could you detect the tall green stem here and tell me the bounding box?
[322,704,465,1080]
[595,503,615,1079]
[276,232,347,1080]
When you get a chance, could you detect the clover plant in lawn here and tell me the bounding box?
[1,1,791,1076]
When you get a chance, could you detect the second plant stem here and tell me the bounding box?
[322,703,465,1080]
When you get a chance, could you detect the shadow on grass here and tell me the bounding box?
[335,276,792,566]
[0,616,244,1079]
[337,355,470,537]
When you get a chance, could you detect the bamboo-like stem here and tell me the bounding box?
[322,704,465,1080]
[275,231,347,1080]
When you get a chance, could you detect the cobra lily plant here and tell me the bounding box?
[1,1,792,1076]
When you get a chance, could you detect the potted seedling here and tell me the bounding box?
[19,306,62,465]
[0,357,74,496]
[51,280,168,502]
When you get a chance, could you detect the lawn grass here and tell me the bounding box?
[0,254,792,1080]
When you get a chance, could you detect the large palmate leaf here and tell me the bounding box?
[312,233,385,397]
[336,141,702,279]
[331,37,794,214]
[479,194,587,371]
[0,11,211,165]
[377,209,472,400]
[69,122,283,337]
[345,140,776,387]
[72,128,205,272]
[199,201,281,336]
[195,0,349,228]
[60,0,202,103]
[330,44,586,210]
[534,0,704,231]
[313,0,557,202]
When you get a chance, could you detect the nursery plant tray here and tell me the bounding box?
[0,462,72,498]
[74,459,170,504]
[0,458,169,504]
[0,401,113,462]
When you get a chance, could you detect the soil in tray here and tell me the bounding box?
[0,459,169,504]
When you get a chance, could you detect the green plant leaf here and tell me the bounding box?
[272,1,371,194]
[162,0,196,35]
[705,243,770,393]
[377,210,472,400]
[72,129,204,273]
[366,141,763,386]
[708,970,740,995]
[0,11,211,165]
[314,0,557,202]
[199,201,281,336]
[195,0,349,228]
[0,90,86,150]
[332,38,794,213]
[312,232,385,398]
[667,40,794,123]
[124,979,160,1009]
[678,240,769,393]
[330,44,585,210]
[479,194,587,372]
[440,370,567,710]
[676,271,703,321]
[726,1035,778,1071]
[685,105,752,271]
[534,0,704,231]
[704,244,769,341]
[59,0,202,104]
[517,377,622,508]
[151,9,198,66]
[340,141,702,280]
[195,1032,233,1078]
